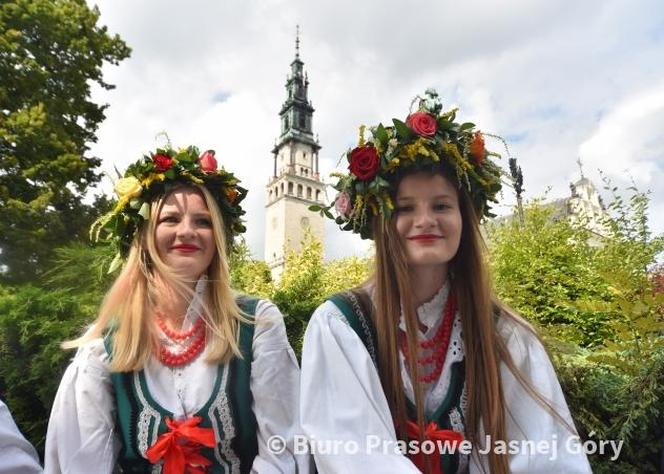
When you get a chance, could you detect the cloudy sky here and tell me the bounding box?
[88,0,664,260]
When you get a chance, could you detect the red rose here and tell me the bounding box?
[348,146,380,181]
[469,131,485,165]
[153,154,173,172]
[198,150,218,172]
[406,112,437,137]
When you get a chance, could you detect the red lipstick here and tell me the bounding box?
[407,234,442,243]
[171,244,200,253]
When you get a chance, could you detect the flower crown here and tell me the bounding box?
[91,145,247,272]
[312,89,504,239]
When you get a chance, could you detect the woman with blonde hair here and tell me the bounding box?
[45,146,310,473]
[301,90,592,473]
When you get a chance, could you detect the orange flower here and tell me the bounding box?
[224,187,239,204]
[469,131,485,165]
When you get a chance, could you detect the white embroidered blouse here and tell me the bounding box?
[44,299,311,474]
[300,284,593,473]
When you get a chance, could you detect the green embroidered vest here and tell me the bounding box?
[105,296,259,473]
[328,290,468,474]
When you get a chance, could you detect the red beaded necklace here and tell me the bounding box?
[156,314,204,341]
[400,292,456,384]
[156,315,207,367]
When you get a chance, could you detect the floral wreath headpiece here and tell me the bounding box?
[312,89,505,239]
[91,145,247,272]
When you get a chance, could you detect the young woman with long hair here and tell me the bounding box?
[44,146,310,473]
[300,91,591,473]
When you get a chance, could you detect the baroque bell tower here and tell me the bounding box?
[264,27,325,279]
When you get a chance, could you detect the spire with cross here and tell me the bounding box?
[576,156,585,179]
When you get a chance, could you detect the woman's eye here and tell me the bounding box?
[197,218,212,227]
[160,216,179,223]
[396,206,413,213]
[433,203,450,211]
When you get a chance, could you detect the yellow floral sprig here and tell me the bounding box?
[358,124,366,146]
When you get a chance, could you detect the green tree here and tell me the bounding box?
[271,231,327,355]
[269,231,372,355]
[321,254,372,296]
[229,238,273,298]
[488,185,663,472]
[487,201,614,346]
[0,242,113,455]
[0,0,130,282]
[580,183,664,373]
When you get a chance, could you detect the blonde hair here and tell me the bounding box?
[65,184,248,371]
[368,169,571,474]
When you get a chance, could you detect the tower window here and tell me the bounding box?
[297,184,303,197]
[299,114,305,128]
[307,187,312,199]
[288,182,293,194]
[316,190,320,201]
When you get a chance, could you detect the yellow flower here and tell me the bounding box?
[444,143,471,170]
[141,173,166,188]
[358,124,366,146]
[400,138,431,161]
[385,157,400,172]
[352,195,364,218]
[367,198,378,215]
[114,177,142,200]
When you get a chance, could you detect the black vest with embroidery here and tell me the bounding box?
[104,296,259,473]
[328,291,468,474]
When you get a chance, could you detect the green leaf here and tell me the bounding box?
[374,176,390,187]
[138,201,150,220]
[107,252,123,274]
[392,119,413,139]
[374,123,389,144]
[164,169,176,179]
[438,119,455,131]
[460,122,475,131]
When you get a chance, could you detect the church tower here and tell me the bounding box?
[265,28,325,279]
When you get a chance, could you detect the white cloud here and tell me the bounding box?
[579,84,664,183]
[87,0,664,259]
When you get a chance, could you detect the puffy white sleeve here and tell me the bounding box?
[470,319,592,473]
[43,339,119,474]
[250,300,313,473]
[300,301,420,474]
[0,399,42,473]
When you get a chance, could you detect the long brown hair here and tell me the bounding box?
[64,184,249,371]
[369,168,567,474]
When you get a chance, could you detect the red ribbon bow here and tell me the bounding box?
[146,416,216,474]
[406,420,464,474]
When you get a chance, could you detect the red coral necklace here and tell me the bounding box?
[156,314,207,367]
[156,314,204,341]
[400,292,456,384]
